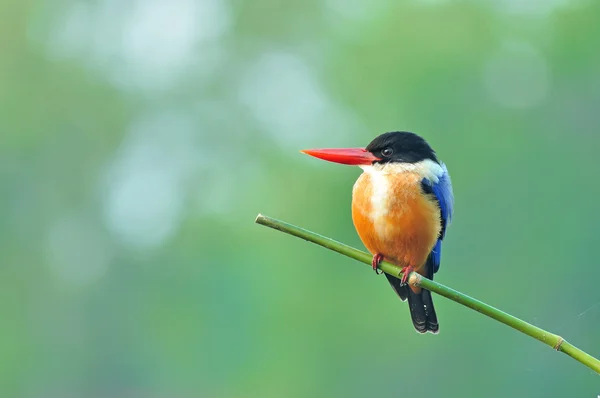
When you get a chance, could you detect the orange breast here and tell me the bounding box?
[351,170,441,272]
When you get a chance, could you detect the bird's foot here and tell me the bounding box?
[371,253,384,275]
[400,266,414,285]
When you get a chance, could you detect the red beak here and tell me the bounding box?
[300,148,380,165]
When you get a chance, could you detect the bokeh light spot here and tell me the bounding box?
[101,111,199,248]
[239,51,359,148]
[39,0,231,91]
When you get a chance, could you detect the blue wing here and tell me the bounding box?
[421,163,454,273]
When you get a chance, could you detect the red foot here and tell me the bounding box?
[400,266,414,285]
[372,253,384,275]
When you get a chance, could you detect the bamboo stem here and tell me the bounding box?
[255,213,600,374]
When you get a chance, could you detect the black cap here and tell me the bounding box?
[366,131,438,164]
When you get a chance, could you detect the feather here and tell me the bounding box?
[421,163,454,273]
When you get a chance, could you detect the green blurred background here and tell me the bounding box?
[2,0,600,396]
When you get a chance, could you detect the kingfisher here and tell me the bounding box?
[301,131,454,334]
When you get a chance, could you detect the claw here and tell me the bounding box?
[372,253,384,275]
[400,266,414,285]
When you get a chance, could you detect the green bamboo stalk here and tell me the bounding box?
[255,213,600,374]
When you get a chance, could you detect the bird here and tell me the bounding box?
[301,131,454,334]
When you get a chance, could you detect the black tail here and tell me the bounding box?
[384,258,439,334]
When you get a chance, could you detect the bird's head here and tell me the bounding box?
[301,131,438,167]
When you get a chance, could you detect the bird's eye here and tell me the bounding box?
[381,148,393,157]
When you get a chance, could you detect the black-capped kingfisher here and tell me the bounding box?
[301,131,454,334]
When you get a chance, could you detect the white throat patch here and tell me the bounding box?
[359,159,443,183]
